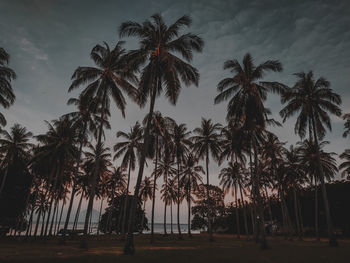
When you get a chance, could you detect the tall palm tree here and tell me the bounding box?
[191,118,221,241]
[284,145,306,240]
[180,153,203,237]
[157,152,176,235]
[105,166,127,233]
[339,149,350,180]
[215,53,285,249]
[62,95,102,233]
[114,121,142,235]
[280,71,341,246]
[298,139,338,241]
[0,48,16,127]
[119,14,203,254]
[69,41,137,239]
[0,124,33,196]
[171,122,191,239]
[219,161,248,239]
[33,117,79,236]
[139,176,153,233]
[144,111,175,242]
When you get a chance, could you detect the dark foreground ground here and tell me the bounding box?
[0,234,349,263]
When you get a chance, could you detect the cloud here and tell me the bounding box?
[20,37,48,61]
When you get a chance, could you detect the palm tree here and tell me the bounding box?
[339,150,350,180]
[298,139,338,241]
[191,118,221,241]
[215,53,285,249]
[33,117,79,236]
[105,166,127,233]
[144,112,175,242]
[114,121,142,235]
[62,95,101,234]
[343,113,350,138]
[171,122,191,239]
[280,71,341,246]
[0,124,33,196]
[69,41,137,239]
[0,48,16,127]
[284,145,306,240]
[139,176,153,233]
[219,161,247,239]
[180,153,203,237]
[119,14,203,254]
[157,151,176,235]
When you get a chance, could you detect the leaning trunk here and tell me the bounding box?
[206,151,213,241]
[151,135,158,243]
[124,83,157,255]
[311,113,337,246]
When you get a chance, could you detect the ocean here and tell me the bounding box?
[19,222,199,236]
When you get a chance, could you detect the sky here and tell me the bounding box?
[0,0,349,223]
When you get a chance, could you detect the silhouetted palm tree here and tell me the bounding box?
[171,122,191,239]
[297,139,338,241]
[0,124,33,196]
[69,41,137,239]
[33,117,79,236]
[157,152,176,235]
[215,53,285,248]
[339,149,350,180]
[280,71,341,246]
[119,14,203,254]
[219,161,247,239]
[0,48,16,127]
[180,153,203,237]
[62,95,102,233]
[114,121,142,234]
[191,118,221,241]
[139,176,153,233]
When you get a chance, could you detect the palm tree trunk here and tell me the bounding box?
[140,201,146,234]
[248,149,257,241]
[49,199,59,235]
[82,90,107,244]
[239,187,249,239]
[26,206,35,237]
[151,135,158,243]
[297,192,304,235]
[188,174,192,238]
[56,200,64,235]
[64,125,86,233]
[205,151,213,241]
[280,185,293,239]
[40,211,46,236]
[124,83,157,255]
[177,159,182,239]
[0,167,9,197]
[121,160,132,235]
[264,185,273,226]
[73,193,83,230]
[163,173,167,235]
[249,202,255,236]
[34,210,41,237]
[234,185,240,238]
[293,187,302,240]
[106,189,115,233]
[252,139,267,249]
[170,201,173,234]
[311,114,337,246]
[97,198,104,235]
